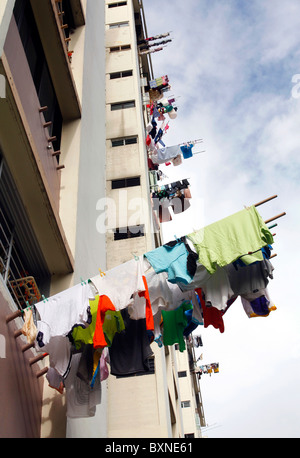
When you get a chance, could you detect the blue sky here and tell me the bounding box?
[144,0,300,438]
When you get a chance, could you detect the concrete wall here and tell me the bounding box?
[0,277,44,438]
[41,0,108,438]
[105,0,154,270]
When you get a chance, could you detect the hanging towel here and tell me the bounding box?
[188,206,274,275]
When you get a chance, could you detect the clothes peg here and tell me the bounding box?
[99,268,106,277]
[25,302,32,311]
[132,252,139,261]
[42,295,48,303]
[80,277,86,285]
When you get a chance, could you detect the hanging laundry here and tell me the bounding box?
[180,143,194,159]
[201,266,235,311]
[146,119,157,139]
[151,145,182,164]
[39,335,72,379]
[64,352,101,419]
[108,309,153,377]
[225,258,274,296]
[171,154,183,166]
[21,308,38,344]
[171,193,190,213]
[183,307,200,337]
[188,206,274,275]
[193,335,203,347]
[144,236,198,285]
[90,256,146,312]
[158,198,173,223]
[71,295,99,350]
[161,301,193,352]
[140,39,172,50]
[177,261,212,291]
[46,367,64,394]
[34,282,94,348]
[98,347,109,382]
[138,33,170,45]
[93,296,117,350]
[149,75,169,88]
[128,275,154,332]
[102,310,125,347]
[195,288,225,334]
[241,287,277,318]
[139,47,164,55]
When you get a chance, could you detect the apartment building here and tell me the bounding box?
[104,0,205,438]
[0,0,106,438]
[0,0,205,439]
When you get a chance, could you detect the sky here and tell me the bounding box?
[143,0,300,438]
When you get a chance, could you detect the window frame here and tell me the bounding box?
[111,100,135,111]
[111,136,138,147]
[110,70,133,80]
[113,225,145,241]
[111,176,141,189]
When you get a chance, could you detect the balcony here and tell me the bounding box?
[30,0,83,121]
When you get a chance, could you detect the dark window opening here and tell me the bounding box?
[110,70,133,79]
[109,44,131,52]
[111,177,140,189]
[181,401,191,408]
[13,0,63,155]
[111,136,137,147]
[178,371,187,378]
[111,100,135,111]
[109,22,129,29]
[108,2,127,8]
[114,225,145,241]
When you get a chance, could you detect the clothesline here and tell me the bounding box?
[7,197,285,418]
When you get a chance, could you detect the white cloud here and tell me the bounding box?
[144,0,300,438]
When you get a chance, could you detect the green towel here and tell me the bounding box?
[187,206,274,274]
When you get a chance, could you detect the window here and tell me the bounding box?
[109,44,131,52]
[113,225,144,241]
[181,401,191,408]
[111,136,137,147]
[178,371,187,378]
[112,177,140,189]
[110,70,133,79]
[111,100,135,111]
[13,0,62,154]
[108,1,127,7]
[0,157,50,309]
[109,22,129,29]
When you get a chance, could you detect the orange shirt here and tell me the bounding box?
[93,295,116,349]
